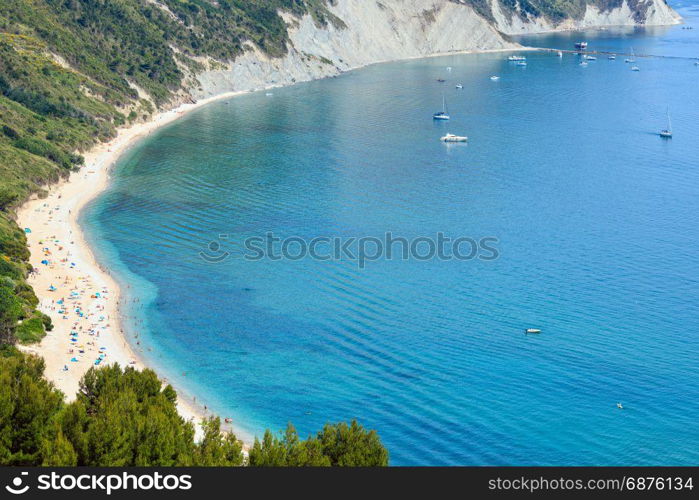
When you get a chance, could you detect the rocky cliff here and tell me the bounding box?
[192,0,680,99]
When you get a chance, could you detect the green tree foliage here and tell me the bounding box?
[0,348,388,466]
[0,347,65,465]
[316,420,389,466]
[0,281,22,344]
[195,417,244,466]
[249,421,388,466]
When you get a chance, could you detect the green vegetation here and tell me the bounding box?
[0,1,341,348]
[249,421,389,466]
[0,347,388,466]
[462,0,648,24]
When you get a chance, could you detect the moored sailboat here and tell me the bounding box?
[660,107,673,138]
[433,95,450,120]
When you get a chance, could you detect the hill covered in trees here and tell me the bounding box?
[0,347,388,466]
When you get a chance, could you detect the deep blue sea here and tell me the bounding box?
[83,1,699,465]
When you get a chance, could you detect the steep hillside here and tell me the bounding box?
[0,0,680,345]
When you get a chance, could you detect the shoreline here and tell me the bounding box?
[17,89,249,439]
[13,46,524,443]
[12,24,675,441]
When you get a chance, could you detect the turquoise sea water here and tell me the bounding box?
[83,2,699,465]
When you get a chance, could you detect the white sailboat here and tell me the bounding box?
[625,47,636,63]
[433,95,450,120]
[660,107,673,138]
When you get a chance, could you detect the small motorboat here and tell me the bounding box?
[580,61,588,67]
[525,328,541,334]
[584,55,596,61]
[516,61,527,66]
[437,78,446,83]
[608,54,616,60]
[557,51,563,58]
[490,75,500,81]
[631,66,640,71]
[575,41,588,50]
[617,403,624,409]
[508,55,526,61]
[455,84,463,89]
[441,133,468,142]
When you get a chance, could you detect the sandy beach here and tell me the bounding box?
[14,46,528,441]
[16,90,248,436]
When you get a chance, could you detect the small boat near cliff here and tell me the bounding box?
[525,328,541,334]
[508,55,526,61]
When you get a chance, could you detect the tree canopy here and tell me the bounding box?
[0,347,388,466]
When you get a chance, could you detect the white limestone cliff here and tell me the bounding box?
[191,0,680,99]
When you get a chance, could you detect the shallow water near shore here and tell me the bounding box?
[83,3,699,465]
